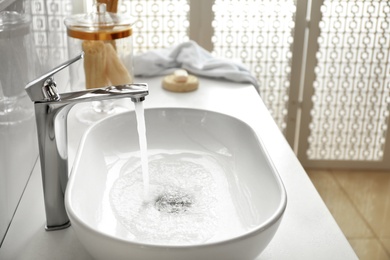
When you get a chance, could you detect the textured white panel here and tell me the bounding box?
[118,0,190,54]
[31,0,71,68]
[308,0,390,161]
[212,0,296,132]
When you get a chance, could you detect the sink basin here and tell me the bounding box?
[65,108,287,260]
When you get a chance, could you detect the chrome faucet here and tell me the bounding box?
[25,53,148,231]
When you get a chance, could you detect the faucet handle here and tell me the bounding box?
[25,53,84,102]
[42,78,60,101]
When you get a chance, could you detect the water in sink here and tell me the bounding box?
[119,104,245,245]
[109,151,245,245]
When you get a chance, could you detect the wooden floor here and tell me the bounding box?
[307,170,390,260]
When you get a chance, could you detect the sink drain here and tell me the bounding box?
[155,189,194,214]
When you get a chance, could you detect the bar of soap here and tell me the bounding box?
[162,70,199,92]
[173,69,189,82]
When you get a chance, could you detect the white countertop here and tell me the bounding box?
[0,76,357,260]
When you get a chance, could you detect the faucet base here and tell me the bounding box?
[45,221,71,231]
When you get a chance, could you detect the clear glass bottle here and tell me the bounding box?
[64,3,134,124]
[0,10,36,125]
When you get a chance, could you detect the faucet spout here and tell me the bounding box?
[26,55,148,231]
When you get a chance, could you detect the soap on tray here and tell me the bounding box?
[162,69,199,92]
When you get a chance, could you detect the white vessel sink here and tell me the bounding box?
[65,108,287,260]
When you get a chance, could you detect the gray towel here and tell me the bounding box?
[134,40,259,90]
